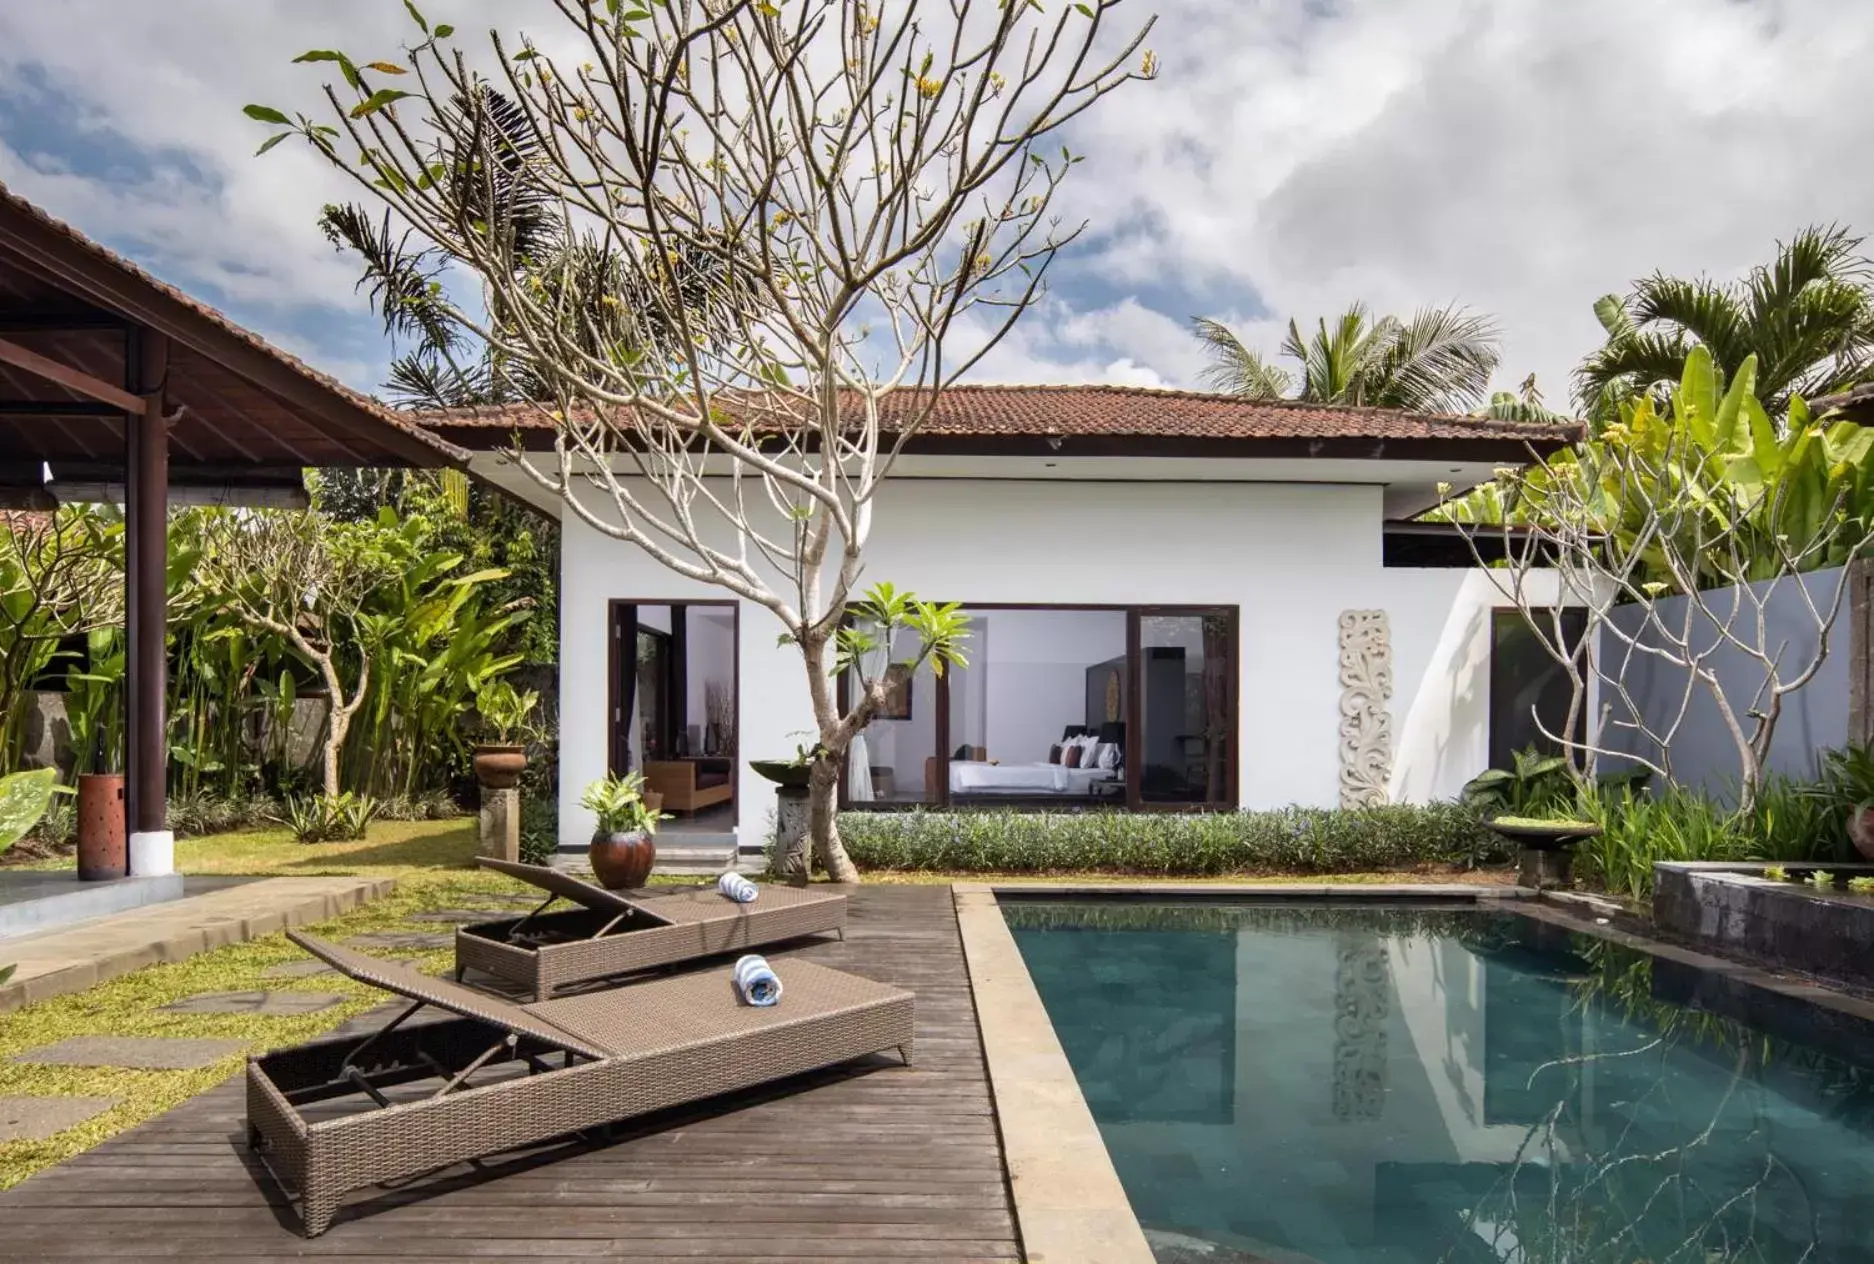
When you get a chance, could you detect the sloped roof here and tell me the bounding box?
[0,181,467,478]
[423,385,1582,457]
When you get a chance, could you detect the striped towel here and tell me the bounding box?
[717,872,760,903]
[732,954,783,1007]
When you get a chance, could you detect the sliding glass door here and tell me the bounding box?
[841,604,1236,811]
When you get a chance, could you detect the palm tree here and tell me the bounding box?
[1576,224,1874,418]
[1191,302,1501,413]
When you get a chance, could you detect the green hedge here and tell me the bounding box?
[837,804,1497,875]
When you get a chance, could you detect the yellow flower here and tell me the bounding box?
[916,75,943,99]
[1141,49,1158,77]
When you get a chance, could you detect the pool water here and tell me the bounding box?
[1005,901,1874,1264]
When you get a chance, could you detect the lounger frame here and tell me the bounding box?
[246,934,912,1236]
[457,859,847,1000]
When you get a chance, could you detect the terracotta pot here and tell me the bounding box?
[589,830,655,890]
[472,744,527,789]
[1850,805,1874,862]
[75,773,126,882]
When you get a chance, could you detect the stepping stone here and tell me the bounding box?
[160,990,347,1016]
[406,909,492,924]
[344,932,452,950]
[15,1036,247,1070]
[260,959,335,980]
[0,1095,121,1142]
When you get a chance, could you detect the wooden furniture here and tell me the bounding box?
[642,760,733,814]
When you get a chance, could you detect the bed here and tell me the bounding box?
[948,760,1117,797]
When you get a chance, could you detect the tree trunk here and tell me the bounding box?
[808,754,857,883]
[322,701,347,798]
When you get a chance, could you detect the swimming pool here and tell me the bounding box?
[1004,900,1874,1264]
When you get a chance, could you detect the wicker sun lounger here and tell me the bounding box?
[456,857,848,1000]
[247,930,913,1236]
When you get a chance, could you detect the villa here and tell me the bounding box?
[427,392,1583,859]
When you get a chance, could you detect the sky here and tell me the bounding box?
[3,0,1872,412]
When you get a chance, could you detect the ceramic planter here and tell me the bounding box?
[75,772,126,882]
[472,744,528,789]
[589,830,655,890]
[1849,805,1874,862]
[749,759,812,788]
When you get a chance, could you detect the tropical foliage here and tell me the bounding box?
[1577,224,1874,418]
[1191,303,1501,413]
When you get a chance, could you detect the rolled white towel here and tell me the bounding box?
[732,954,783,1007]
[717,872,760,903]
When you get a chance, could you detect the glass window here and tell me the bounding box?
[1138,613,1234,805]
[845,622,939,804]
[1489,609,1587,769]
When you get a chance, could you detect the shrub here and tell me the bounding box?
[519,796,558,866]
[375,789,463,822]
[166,789,281,839]
[276,791,380,844]
[838,804,1497,876]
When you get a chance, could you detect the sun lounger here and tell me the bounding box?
[247,930,912,1236]
[456,857,848,1001]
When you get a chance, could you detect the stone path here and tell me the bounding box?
[0,876,394,1012]
[159,990,346,1016]
[0,1095,119,1143]
[13,1036,247,1070]
[341,930,451,950]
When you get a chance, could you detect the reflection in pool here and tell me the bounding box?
[1004,901,1874,1264]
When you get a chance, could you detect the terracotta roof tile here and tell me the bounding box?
[0,181,466,466]
[424,385,1581,449]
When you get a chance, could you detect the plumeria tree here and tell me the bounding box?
[1449,349,1874,809]
[248,0,1155,879]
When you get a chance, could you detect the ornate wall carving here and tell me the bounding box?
[1337,609,1394,809]
[1331,935,1391,1121]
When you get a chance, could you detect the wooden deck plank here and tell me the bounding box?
[0,885,1021,1262]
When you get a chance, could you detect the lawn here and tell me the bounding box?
[20,815,483,878]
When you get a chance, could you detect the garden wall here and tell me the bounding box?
[1600,566,1852,797]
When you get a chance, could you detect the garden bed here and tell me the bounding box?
[1653,861,1874,990]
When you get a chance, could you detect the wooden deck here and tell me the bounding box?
[0,885,1021,1262]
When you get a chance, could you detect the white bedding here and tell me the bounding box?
[948,761,1116,795]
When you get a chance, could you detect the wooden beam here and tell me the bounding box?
[0,310,126,334]
[0,335,145,415]
[0,400,121,417]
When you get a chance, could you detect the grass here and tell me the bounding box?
[19,816,482,878]
[0,866,529,1192]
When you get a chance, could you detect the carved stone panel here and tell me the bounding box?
[1338,609,1394,809]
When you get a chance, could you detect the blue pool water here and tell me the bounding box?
[1005,901,1874,1264]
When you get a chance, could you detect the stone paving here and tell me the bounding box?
[13,1036,248,1070]
[158,989,347,1015]
[0,1095,120,1142]
[342,930,452,950]
[258,958,335,979]
[0,875,394,1011]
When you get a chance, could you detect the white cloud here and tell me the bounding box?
[2,0,1870,405]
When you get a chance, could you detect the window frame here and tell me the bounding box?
[838,601,1239,812]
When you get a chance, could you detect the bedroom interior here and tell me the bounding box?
[843,606,1237,811]
[608,600,739,834]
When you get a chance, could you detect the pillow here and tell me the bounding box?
[1078,735,1100,765]
[1047,744,1062,765]
[1061,744,1083,769]
[954,745,973,762]
[1097,742,1121,771]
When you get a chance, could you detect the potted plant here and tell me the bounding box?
[580,771,664,890]
[472,679,538,790]
[750,738,819,789]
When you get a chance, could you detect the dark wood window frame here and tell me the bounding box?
[837,602,1239,813]
[606,598,741,780]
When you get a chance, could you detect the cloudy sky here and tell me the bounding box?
[2,0,1870,410]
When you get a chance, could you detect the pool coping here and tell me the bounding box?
[951,880,1535,1264]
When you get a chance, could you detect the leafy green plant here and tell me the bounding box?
[519,796,558,865]
[276,791,380,844]
[1849,876,1874,894]
[1461,747,1577,818]
[474,678,539,745]
[580,773,661,837]
[1809,869,1836,890]
[1763,864,1790,882]
[838,803,1494,876]
[0,768,65,985]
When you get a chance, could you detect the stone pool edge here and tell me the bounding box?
[954,881,1538,1264]
[953,883,1155,1264]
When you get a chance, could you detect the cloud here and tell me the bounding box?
[1,0,1868,405]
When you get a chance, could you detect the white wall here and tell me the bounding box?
[557,477,1570,850]
[685,607,736,751]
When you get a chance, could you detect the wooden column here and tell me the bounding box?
[125,328,171,874]
[1851,558,1874,747]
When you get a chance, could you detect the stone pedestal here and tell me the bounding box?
[1518,846,1574,889]
[478,787,520,863]
[773,786,811,881]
